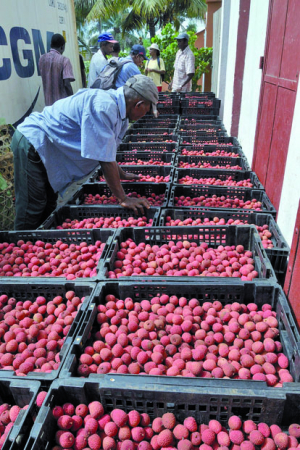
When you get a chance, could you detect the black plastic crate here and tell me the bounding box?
[60,281,300,388]
[175,155,251,171]
[133,114,179,125]
[25,377,300,450]
[100,225,276,282]
[126,127,176,136]
[180,135,240,145]
[116,151,175,166]
[157,96,180,107]
[181,98,221,109]
[179,144,246,158]
[0,379,40,450]
[174,168,263,189]
[180,114,221,123]
[178,123,226,133]
[131,121,178,129]
[181,106,220,115]
[0,281,96,382]
[118,141,178,152]
[67,183,170,208]
[180,92,216,98]
[159,209,289,278]
[169,186,277,217]
[0,229,114,283]
[123,134,179,143]
[89,166,174,184]
[39,205,161,230]
[156,104,181,114]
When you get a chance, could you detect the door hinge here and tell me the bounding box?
[259,56,264,70]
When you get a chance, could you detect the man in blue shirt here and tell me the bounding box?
[114,45,148,88]
[11,75,158,230]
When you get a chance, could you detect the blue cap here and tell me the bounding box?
[131,44,148,60]
[98,33,118,43]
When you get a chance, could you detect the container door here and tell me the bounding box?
[252,0,300,212]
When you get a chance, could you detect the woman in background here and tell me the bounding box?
[145,43,165,92]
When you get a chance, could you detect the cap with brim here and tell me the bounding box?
[175,32,190,40]
[131,44,149,60]
[125,74,159,116]
[149,43,160,51]
[98,33,118,43]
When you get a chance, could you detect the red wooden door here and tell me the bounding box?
[252,0,300,212]
[284,202,300,327]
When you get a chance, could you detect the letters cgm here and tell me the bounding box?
[0,26,54,81]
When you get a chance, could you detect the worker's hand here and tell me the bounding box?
[120,196,150,214]
[176,86,182,92]
[121,172,140,181]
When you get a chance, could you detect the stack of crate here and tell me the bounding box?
[0,91,299,450]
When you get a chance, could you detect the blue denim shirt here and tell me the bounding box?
[18,87,128,194]
[114,56,141,88]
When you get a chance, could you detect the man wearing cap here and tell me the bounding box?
[168,32,195,92]
[112,44,148,88]
[88,33,118,87]
[11,75,159,230]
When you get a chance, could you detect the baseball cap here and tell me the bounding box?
[131,44,149,60]
[125,74,159,117]
[175,32,190,40]
[149,43,160,51]
[98,33,118,43]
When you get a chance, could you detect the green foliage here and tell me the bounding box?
[150,24,212,91]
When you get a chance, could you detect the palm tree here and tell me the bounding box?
[85,0,207,39]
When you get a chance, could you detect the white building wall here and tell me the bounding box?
[277,87,300,247]
[238,1,269,166]
[222,2,239,134]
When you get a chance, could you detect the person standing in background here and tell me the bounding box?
[111,42,121,59]
[145,43,165,92]
[88,33,118,87]
[39,33,75,106]
[168,32,195,93]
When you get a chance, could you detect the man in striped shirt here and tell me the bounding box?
[168,32,195,92]
[39,34,75,106]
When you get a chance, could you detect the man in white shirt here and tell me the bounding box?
[88,33,118,87]
[168,32,195,92]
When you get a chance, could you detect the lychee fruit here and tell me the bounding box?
[173,424,189,440]
[217,431,230,447]
[105,421,118,437]
[229,430,244,445]
[111,409,128,427]
[120,440,135,450]
[131,427,146,443]
[162,412,176,430]
[258,423,270,438]
[58,431,75,448]
[89,401,104,419]
[58,415,74,430]
[261,437,276,450]
[288,423,300,438]
[209,419,222,434]
[103,435,117,450]
[249,430,265,446]
[178,439,193,450]
[274,432,289,449]
[184,416,198,432]
[36,391,47,407]
[157,429,174,447]
[88,433,102,450]
[9,405,21,422]
[228,416,242,430]
[243,420,257,434]
[202,429,216,445]
[152,417,164,433]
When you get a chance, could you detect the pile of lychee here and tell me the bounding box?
[76,293,293,386]
[177,176,253,187]
[174,194,262,210]
[50,401,300,450]
[0,290,84,375]
[118,159,171,166]
[181,141,233,147]
[180,149,240,157]
[0,402,29,448]
[97,175,170,183]
[163,218,274,249]
[178,162,242,170]
[0,240,104,279]
[83,192,166,207]
[107,240,259,279]
[56,216,154,230]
